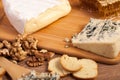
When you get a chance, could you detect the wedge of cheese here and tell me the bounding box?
[2,0,71,34]
[72,18,120,58]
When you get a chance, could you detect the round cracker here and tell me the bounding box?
[60,55,82,72]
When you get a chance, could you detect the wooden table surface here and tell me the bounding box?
[20,58,120,80]
[2,55,120,80]
[97,63,120,80]
[1,0,120,80]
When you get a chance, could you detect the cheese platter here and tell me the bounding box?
[1,0,120,64]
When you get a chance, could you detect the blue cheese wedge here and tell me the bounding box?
[2,0,71,34]
[72,18,120,58]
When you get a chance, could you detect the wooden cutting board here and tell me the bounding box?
[1,0,120,64]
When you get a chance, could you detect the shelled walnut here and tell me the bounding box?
[0,42,4,48]
[26,50,55,67]
[26,56,44,67]
[22,36,38,50]
[2,40,12,49]
[0,35,30,61]
[10,47,27,61]
[0,35,55,67]
[34,50,55,61]
[0,48,9,56]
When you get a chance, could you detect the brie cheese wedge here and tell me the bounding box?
[2,0,71,34]
[72,18,120,58]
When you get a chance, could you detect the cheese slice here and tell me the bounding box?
[2,0,71,34]
[72,18,120,58]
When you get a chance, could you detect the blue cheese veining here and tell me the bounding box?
[72,18,120,58]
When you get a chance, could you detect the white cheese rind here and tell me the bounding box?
[72,18,120,58]
[2,0,71,34]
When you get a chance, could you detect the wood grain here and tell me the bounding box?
[0,0,4,21]
[0,57,30,80]
[0,0,120,64]
[3,55,120,80]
